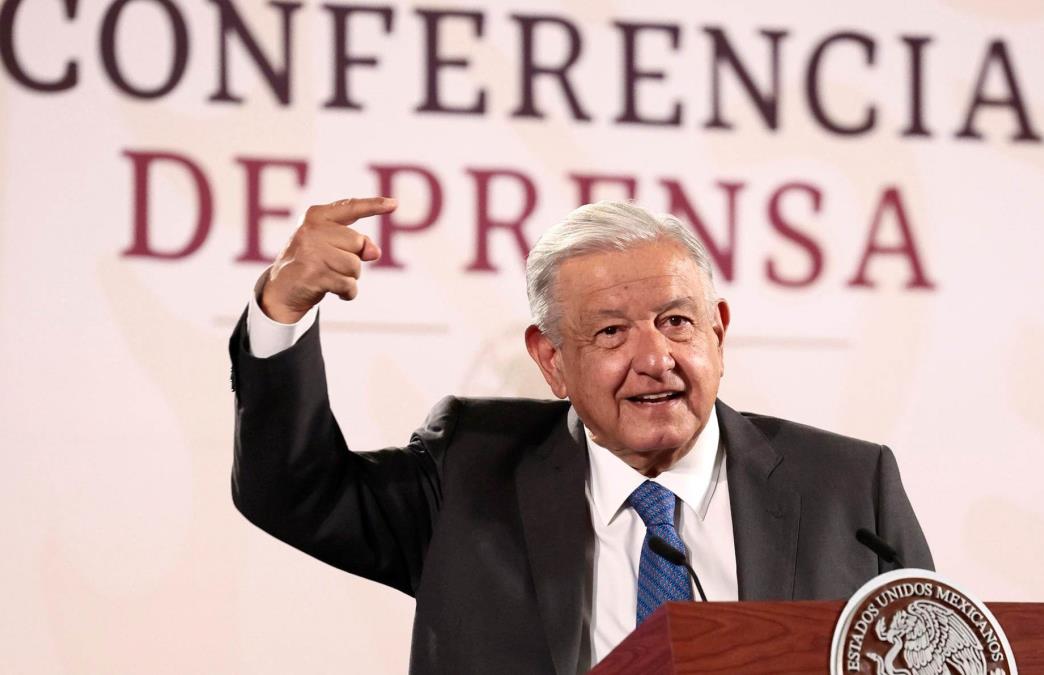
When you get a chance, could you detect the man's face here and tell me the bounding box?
[526,240,729,475]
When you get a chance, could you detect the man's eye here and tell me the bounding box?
[599,326,620,336]
[664,316,692,327]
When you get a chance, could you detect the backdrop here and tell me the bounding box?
[3,0,1043,672]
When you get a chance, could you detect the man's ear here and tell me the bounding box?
[525,325,569,399]
[713,299,730,375]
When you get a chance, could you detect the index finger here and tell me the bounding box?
[317,197,397,225]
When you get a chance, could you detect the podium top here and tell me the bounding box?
[589,600,1044,675]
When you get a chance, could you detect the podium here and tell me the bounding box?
[589,601,1044,674]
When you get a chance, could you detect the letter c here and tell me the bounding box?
[0,0,80,92]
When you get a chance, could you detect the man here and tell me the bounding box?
[230,197,932,674]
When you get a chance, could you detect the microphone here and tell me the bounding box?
[855,528,905,568]
[648,535,708,602]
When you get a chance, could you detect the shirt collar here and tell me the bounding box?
[585,404,723,527]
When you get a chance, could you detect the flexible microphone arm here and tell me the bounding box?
[648,535,708,602]
[855,528,906,568]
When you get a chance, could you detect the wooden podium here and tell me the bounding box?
[589,601,1044,674]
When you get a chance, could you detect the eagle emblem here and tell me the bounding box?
[830,570,1017,675]
[867,600,1003,675]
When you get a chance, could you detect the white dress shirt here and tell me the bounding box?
[244,297,738,666]
[584,412,737,665]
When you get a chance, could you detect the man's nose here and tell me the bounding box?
[631,326,675,378]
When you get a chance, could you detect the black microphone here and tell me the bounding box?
[855,528,905,568]
[648,535,708,602]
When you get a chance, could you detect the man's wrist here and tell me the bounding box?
[259,289,307,324]
[246,271,318,358]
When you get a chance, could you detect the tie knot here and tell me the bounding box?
[627,480,677,528]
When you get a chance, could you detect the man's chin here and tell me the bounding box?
[617,415,701,450]
[622,434,695,458]
[610,437,696,476]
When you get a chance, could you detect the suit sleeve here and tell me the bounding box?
[229,308,460,596]
[875,445,934,573]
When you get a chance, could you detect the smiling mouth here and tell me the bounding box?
[627,392,684,404]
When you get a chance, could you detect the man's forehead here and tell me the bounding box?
[579,291,705,320]
[576,270,699,297]
[558,244,703,287]
[565,266,709,306]
[588,292,701,319]
[552,241,710,315]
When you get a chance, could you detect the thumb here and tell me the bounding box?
[359,235,382,262]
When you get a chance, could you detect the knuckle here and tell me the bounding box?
[345,229,365,250]
[291,227,313,248]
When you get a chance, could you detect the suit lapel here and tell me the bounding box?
[515,406,590,675]
[718,401,801,601]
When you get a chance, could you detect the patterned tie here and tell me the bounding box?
[628,480,694,625]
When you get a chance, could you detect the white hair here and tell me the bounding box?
[526,201,717,344]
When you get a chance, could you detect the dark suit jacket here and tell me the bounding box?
[229,312,933,675]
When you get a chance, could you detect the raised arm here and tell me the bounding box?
[230,196,453,596]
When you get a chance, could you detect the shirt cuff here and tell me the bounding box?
[246,273,318,358]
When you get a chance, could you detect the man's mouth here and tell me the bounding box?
[627,391,684,404]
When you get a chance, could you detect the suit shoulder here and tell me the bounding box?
[412,396,569,447]
[738,410,886,468]
[421,398,572,436]
[734,410,903,517]
[453,396,569,412]
[422,397,571,476]
[449,396,571,434]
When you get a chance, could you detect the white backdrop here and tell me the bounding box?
[2,1,1043,672]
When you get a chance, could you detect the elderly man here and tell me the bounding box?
[230,197,932,674]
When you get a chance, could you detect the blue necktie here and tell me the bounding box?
[628,480,694,625]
